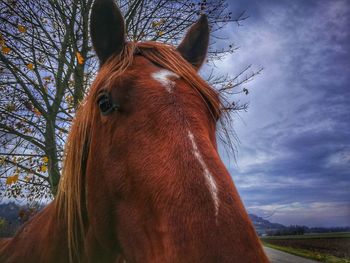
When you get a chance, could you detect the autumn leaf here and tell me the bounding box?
[152,21,159,28]
[27,63,34,70]
[18,25,27,33]
[33,108,41,116]
[66,95,74,106]
[0,34,4,47]
[6,174,19,185]
[152,19,165,28]
[6,103,16,112]
[76,52,84,65]
[43,76,52,82]
[24,127,32,134]
[40,165,47,172]
[24,175,32,182]
[42,156,49,163]
[157,31,165,37]
[2,46,11,54]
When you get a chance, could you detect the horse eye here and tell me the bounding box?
[97,92,117,115]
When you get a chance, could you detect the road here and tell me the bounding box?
[264,247,320,263]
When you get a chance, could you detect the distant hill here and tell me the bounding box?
[0,202,44,237]
[248,213,286,235]
[0,202,23,237]
[0,202,22,222]
[248,213,350,236]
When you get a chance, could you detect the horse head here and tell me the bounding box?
[57,0,269,262]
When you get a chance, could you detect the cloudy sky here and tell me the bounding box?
[213,0,350,227]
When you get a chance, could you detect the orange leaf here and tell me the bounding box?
[33,108,41,116]
[40,165,47,172]
[76,52,84,65]
[1,46,10,54]
[27,63,34,70]
[43,76,51,82]
[18,25,27,33]
[6,175,18,185]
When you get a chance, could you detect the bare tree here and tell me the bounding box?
[0,0,261,202]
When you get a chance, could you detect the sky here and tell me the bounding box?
[213,0,350,227]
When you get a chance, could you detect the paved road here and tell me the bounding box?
[264,247,320,263]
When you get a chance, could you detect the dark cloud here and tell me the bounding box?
[216,0,350,226]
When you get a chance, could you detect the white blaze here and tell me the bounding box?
[151,69,179,93]
[187,130,219,219]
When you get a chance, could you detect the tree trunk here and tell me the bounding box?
[45,119,60,195]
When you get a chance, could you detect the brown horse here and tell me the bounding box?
[0,0,269,262]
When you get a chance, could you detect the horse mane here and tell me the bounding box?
[55,41,222,262]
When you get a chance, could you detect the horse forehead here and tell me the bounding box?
[151,69,179,93]
[152,69,179,81]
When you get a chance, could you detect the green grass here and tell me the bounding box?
[262,232,350,240]
[263,242,350,263]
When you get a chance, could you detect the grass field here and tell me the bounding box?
[261,232,350,263]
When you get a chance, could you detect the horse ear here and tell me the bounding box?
[177,15,210,70]
[90,0,126,65]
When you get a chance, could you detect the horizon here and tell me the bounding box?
[0,201,349,229]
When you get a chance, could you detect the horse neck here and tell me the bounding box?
[102,130,269,263]
[0,202,71,263]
